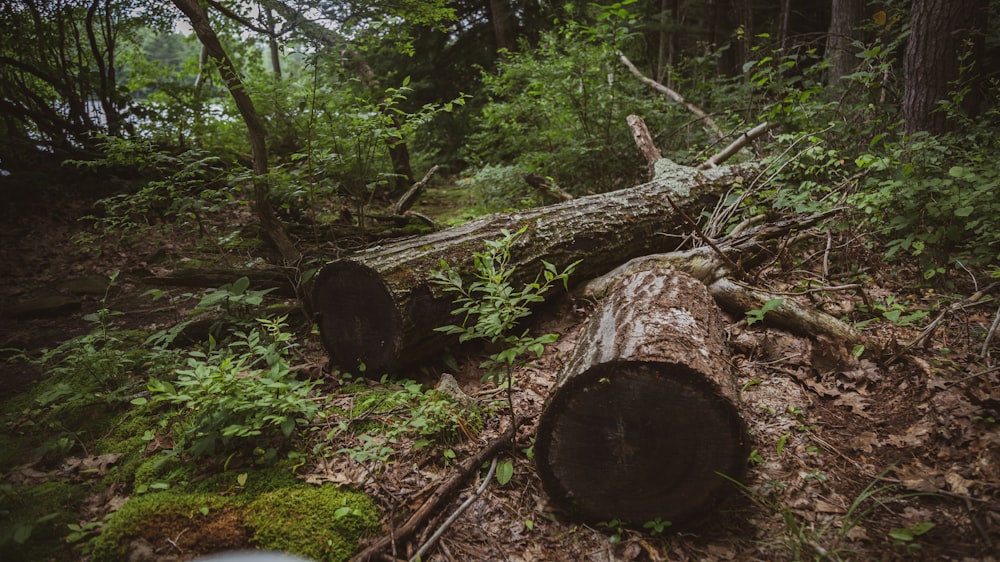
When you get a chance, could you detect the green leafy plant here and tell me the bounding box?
[328,377,480,466]
[889,521,935,552]
[642,517,672,536]
[746,298,784,326]
[597,518,625,544]
[145,316,318,457]
[432,227,578,419]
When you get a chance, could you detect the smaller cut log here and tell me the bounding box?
[536,268,749,528]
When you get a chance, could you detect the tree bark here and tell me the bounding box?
[826,0,866,85]
[535,268,748,527]
[313,160,758,375]
[171,0,301,264]
[902,0,986,134]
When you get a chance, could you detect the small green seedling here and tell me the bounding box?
[889,521,935,552]
[746,298,784,325]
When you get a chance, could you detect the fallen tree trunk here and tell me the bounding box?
[313,159,757,375]
[535,267,749,528]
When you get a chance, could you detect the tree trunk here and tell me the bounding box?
[826,0,866,85]
[312,160,757,375]
[535,268,748,527]
[171,0,301,264]
[902,0,986,134]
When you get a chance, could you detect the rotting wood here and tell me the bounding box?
[535,267,749,527]
[313,159,758,375]
[627,114,662,171]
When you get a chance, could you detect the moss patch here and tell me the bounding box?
[91,473,378,562]
[246,485,379,562]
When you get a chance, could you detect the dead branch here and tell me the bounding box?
[393,164,440,215]
[578,210,864,346]
[698,122,771,170]
[524,173,573,202]
[618,51,723,141]
[984,302,1000,360]
[887,281,1000,365]
[409,458,498,562]
[349,417,527,562]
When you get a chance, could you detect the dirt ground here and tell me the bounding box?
[1,177,998,561]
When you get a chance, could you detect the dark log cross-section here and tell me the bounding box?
[313,160,756,375]
[535,267,749,527]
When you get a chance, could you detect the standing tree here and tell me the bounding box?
[170,0,301,264]
[902,0,987,134]
[825,0,866,85]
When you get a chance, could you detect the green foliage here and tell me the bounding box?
[889,521,935,552]
[432,227,578,394]
[495,459,514,486]
[0,480,85,562]
[328,377,480,465]
[470,25,647,193]
[460,164,540,212]
[746,298,784,326]
[70,138,233,243]
[146,316,319,457]
[853,130,1000,274]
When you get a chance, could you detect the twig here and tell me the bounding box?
[663,193,746,282]
[698,121,771,170]
[618,51,723,141]
[409,458,498,562]
[349,417,527,562]
[887,281,1000,365]
[983,302,1000,361]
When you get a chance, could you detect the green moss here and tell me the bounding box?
[192,465,304,497]
[0,480,87,562]
[245,485,379,562]
[90,492,236,562]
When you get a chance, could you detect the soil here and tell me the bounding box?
[1,174,998,561]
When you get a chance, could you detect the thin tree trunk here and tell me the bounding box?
[171,0,301,264]
[826,0,865,85]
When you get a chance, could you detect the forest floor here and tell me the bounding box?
[1,174,998,561]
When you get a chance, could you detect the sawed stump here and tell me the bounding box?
[535,267,749,528]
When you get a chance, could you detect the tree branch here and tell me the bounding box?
[618,51,723,141]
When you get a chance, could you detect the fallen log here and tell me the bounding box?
[535,267,749,528]
[313,159,757,375]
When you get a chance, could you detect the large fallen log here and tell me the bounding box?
[313,159,757,375]
[535,267,749,528]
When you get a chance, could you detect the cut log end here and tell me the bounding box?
[314,261,402,374]
[535,360,748,527]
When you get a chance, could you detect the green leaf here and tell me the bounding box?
[889,528,914,541]
[495,460,514,486]
[237,473,248,487]
[955,206,974,217]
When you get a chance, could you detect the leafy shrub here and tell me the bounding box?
[144,316,318,457]
[460,164,539,212]
[469,25,647,193]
